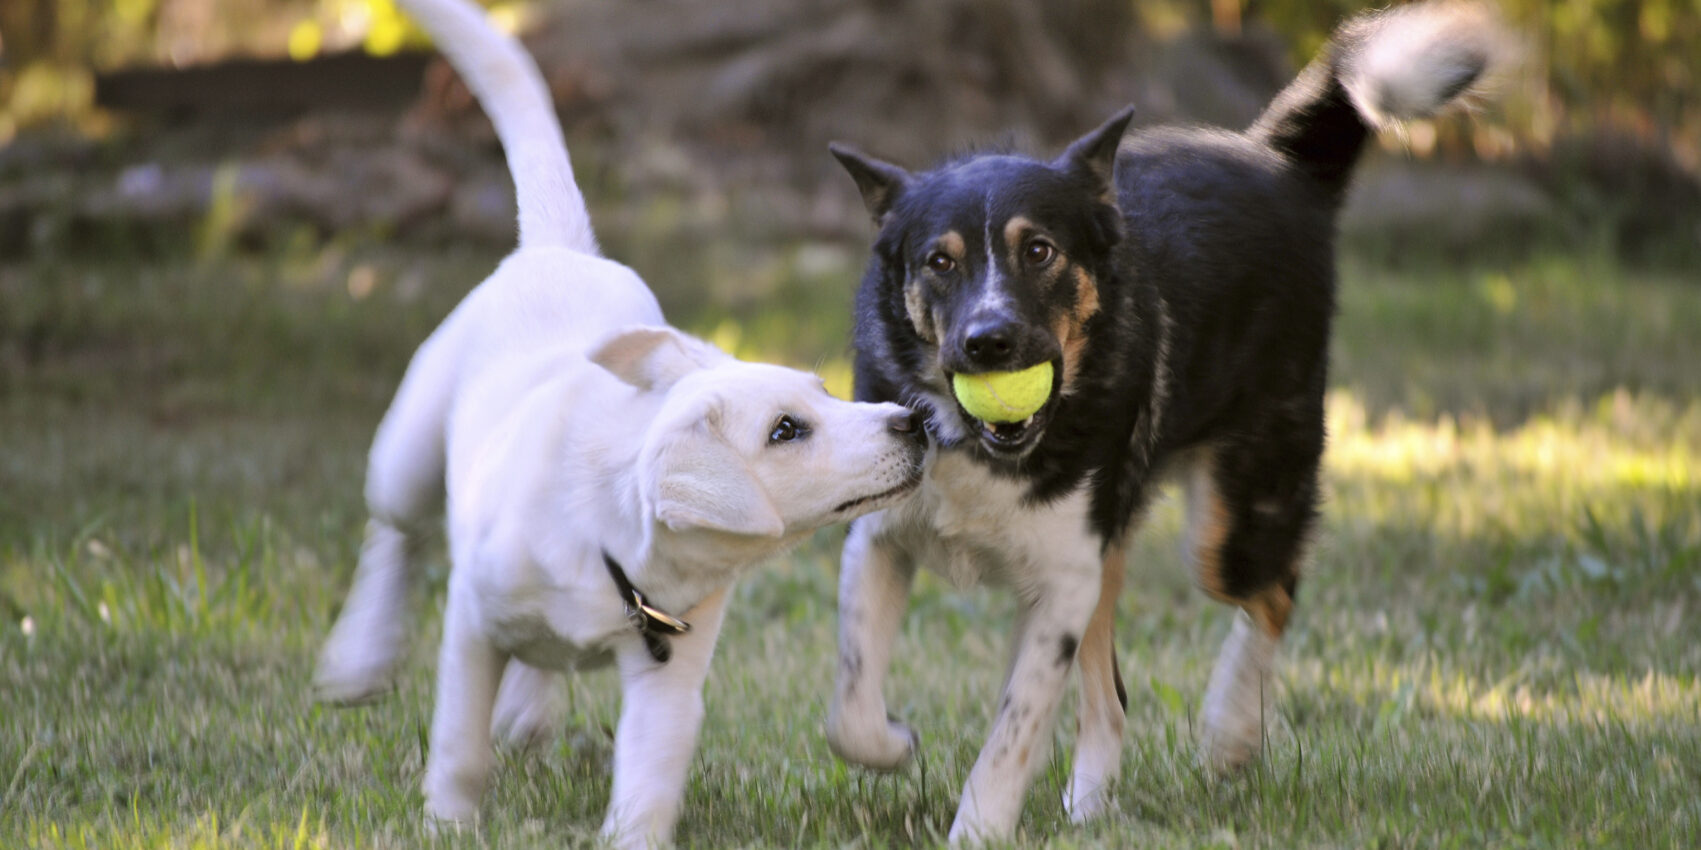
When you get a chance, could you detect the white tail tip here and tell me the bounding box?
[1342,2,1512,128]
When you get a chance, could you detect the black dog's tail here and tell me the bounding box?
[1250,1,1511,203]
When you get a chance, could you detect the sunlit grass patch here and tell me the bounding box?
[7,508,330,641]
[1423,668,1697,726]
[21,810,333,850]
[1326,389,1699,547]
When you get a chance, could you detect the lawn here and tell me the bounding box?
[2,241,1697,848]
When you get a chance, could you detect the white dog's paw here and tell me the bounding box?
[490,663,567,750]
[826,710,918,771]
[312,643,395,705]
[424,771,486,829]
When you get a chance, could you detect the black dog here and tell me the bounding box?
[823,2,1508,841]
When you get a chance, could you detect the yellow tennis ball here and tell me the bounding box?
[951,362,1054,423]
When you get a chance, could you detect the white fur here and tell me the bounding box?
[314,2,922,847]
[972,229,1017,319]
[829,452,1104,844]
[1061,548,1128,824]
[1199,611,1277,772]
[1342,1,1508,128]
[917,387,973,445]
[396,0,593,251]
[1063,666,1123,822]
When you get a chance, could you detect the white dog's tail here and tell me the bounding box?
[399,0,597,252]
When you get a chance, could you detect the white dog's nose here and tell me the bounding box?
[887,409,926,444]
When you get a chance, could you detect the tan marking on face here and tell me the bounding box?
[927,304,954,384]
[1002,215,1036,260]
[1051,267,1101,391]
[1072,266,1100,322]
[905,279,935,342]
[1052,314,1082,392]
[907,231,964,344]
[936,230,966,262]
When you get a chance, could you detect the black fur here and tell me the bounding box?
[1112,653,1128,712]
[832,9,1486,607]
[1057,634,1079,667]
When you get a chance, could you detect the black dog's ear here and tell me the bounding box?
[829,143,912,223]
[1058,105,1136,190]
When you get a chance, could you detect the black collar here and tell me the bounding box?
[603,551,691,664]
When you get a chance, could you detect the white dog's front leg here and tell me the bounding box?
[423,582,506,824]
[602,587,730,850]
[826,515,918,770]
[949,558,1101,845]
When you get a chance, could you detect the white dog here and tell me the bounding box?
[311,0,925,845]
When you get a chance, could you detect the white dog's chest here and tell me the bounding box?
[884,452,1099,586]
[470,574,632,671]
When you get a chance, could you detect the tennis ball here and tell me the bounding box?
[951,362,1054,423]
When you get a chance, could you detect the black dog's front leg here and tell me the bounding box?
[826,514,920,770]
[949,551,1101,843]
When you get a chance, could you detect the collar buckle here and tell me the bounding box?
[604,551,692,664]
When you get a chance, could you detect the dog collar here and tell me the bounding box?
[603,551,691,664]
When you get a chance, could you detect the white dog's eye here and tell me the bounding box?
[769,415,809,445]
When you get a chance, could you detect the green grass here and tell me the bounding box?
[2,242,1698,848]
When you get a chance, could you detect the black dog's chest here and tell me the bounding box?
[887,450,1103,587]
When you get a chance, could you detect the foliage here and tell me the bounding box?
[1190,0,1700,165]
[2,0,1698,161]
[0,0,441,139]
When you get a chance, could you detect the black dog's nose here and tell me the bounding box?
[961,320,1017,368]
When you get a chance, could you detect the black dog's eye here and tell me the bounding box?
[769,415,809,444]
[925,252,956,274]
[1024,240,1057,267]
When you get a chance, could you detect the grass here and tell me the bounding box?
[2,240,1698,848]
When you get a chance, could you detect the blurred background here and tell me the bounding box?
[3,0,1698,289]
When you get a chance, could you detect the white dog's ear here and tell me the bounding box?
[590,326,725,392]
[645,413,785,539]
